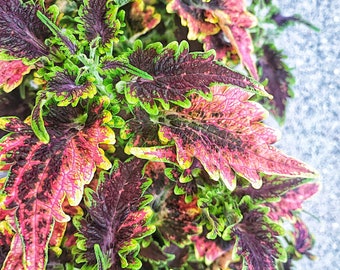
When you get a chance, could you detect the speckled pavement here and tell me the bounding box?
[269,1,340,269]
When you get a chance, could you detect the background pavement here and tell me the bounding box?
[269,1,340,269]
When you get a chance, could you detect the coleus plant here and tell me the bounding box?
[0,0,319,269]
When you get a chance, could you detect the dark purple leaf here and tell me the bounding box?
[234,176,310,201]
[105,41,268,112]
[258,44,294,122]
[47,71,96,106]
[231,206,286,270]
[82,0,117,45]
[0,0,51,59]
[78,159,154,268]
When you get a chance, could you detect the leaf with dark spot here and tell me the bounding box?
[0,100,115,269]
[167,0,259,78]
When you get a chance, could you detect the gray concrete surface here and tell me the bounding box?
[269,1,340,269]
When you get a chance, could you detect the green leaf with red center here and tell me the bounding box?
[167,0,259,79]
[75,159,154,269]
[142,86,317,190]
[105,40,269,114]
[0,60,34,93]
[0,99,115,269]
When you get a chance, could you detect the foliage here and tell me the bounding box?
[0,0,319,269]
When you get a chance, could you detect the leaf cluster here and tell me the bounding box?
[0,0,319,269]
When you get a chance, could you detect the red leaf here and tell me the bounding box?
[0,101,115,269]
[167,0,259,78]
[267,183,319,221]
[0,60,33,93]
[150,86,317,190]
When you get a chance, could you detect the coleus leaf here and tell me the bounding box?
[191,234,233,264]
[75,159,154,269]
[128,0,161,41]
[167,0,259,78]
[266,182,319,222]
[144,162,201,246]
[79,0,123,45]
[234,176,312,201]
[106,40,269,114]
[258,44,294,123]
[0,100,115,269]
[229,200,286,270]
[0,60,34,93]
[47,71,97,106]
[0,0,51,61]
[146,86,317,190]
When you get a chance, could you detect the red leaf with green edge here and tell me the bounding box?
[0,100,115,269]
[0,0,51,60]
[150,86,317,190]
[75,159,154,269]
[258,44,294,123]
[0,60,34,93]
[167,0,259,79]
[47,71,97,106]
[128,0,161,41]
[230,203,286,270]
[0,219,14,266]
[266,182,319,222]
[106,40,269,114]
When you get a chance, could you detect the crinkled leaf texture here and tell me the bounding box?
[134,86,317,190]
[0,0,51,60]
[167,0,259,78]
[0,60,34,93]
[0,100,115,270]
[105,41,269,114]
[75,159,154,269]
